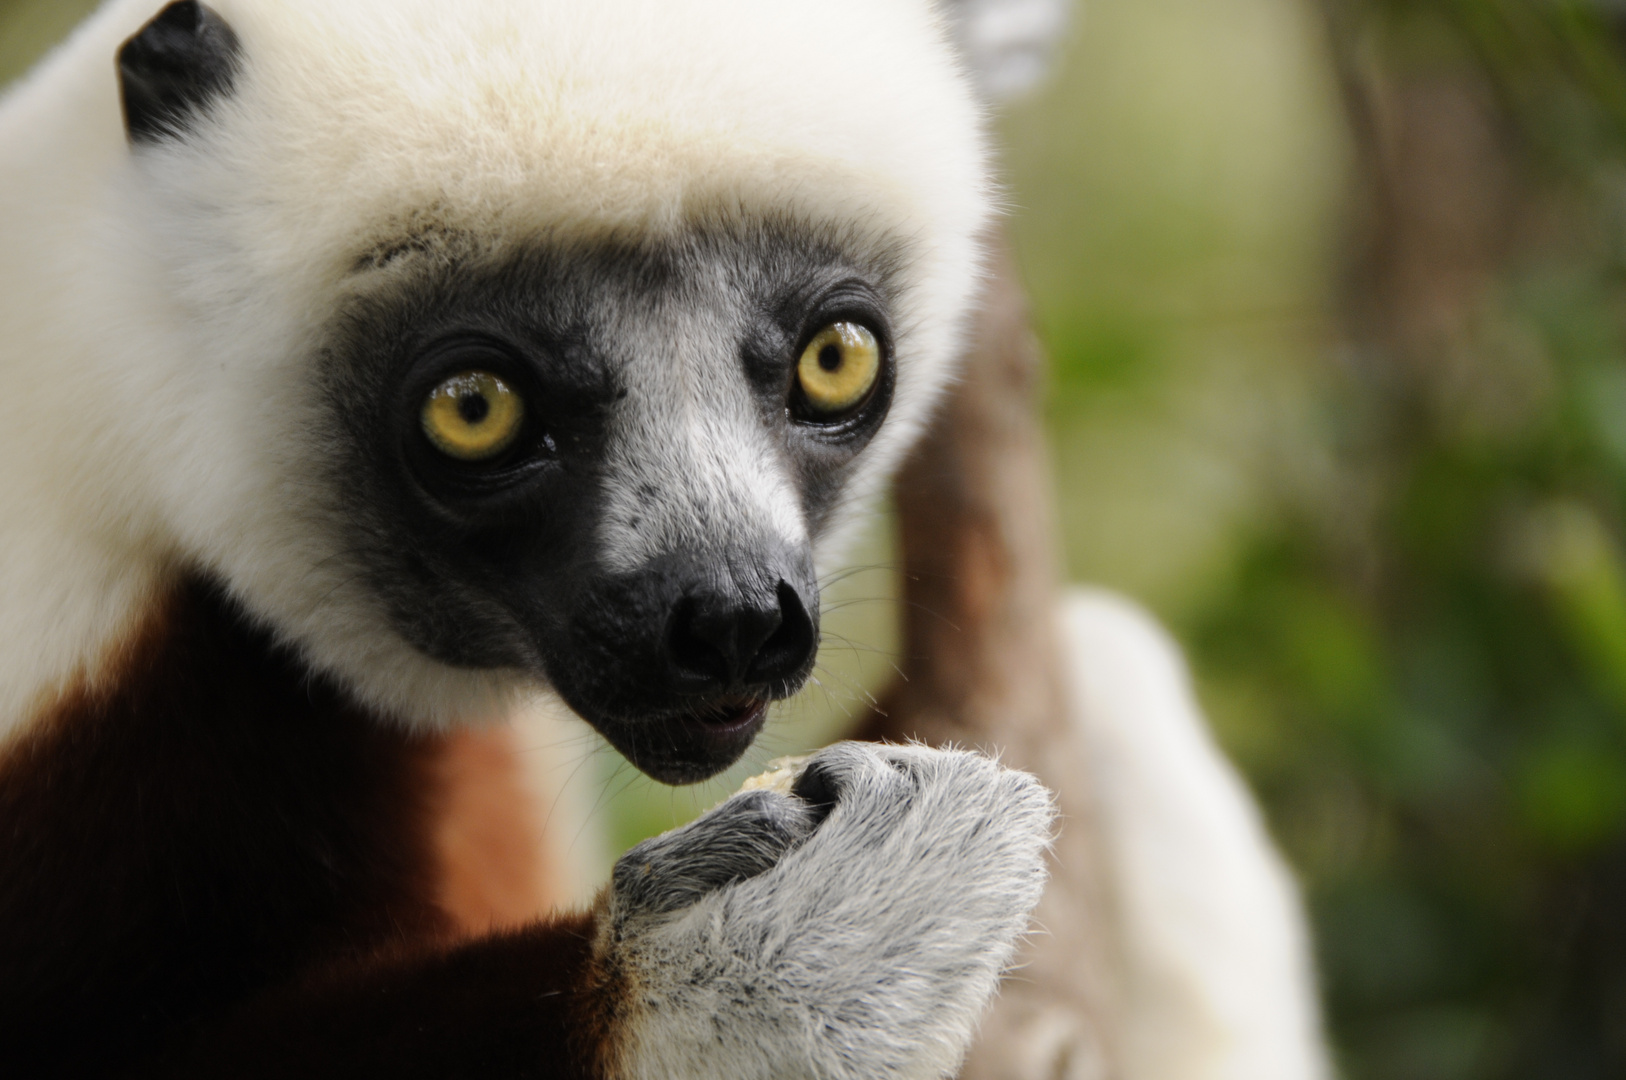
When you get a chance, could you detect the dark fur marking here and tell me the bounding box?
[353,227,461,273]
[316,220,900,780]
[0,577,608,1077]
[171,917,603,1079]
[117,2,241,145]
[612,790,817,917]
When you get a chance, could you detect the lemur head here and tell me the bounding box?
[97,0,988,782]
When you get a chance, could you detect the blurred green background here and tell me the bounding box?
[11,0,1626,1075]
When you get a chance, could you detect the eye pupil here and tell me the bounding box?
[421,370,524,461]
[457,392,490,424]
[796,322,880,420]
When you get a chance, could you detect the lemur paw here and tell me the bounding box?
[600,742,1056,1080]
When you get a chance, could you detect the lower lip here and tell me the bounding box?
[589,697,770,784]
[686,698,769,737]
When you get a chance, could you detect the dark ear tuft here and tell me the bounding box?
[117,1,241,145]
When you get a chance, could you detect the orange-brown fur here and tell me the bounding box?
[434,726,559,934]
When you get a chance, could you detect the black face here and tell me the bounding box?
[320,222,900,783]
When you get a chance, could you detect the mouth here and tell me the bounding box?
[589,696,771,785]
[684,696,769,737]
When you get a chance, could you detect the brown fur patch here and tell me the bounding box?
[0,575,612,1078]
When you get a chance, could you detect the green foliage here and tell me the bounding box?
[0,0,99,87]
[1005,0,1626,1073]
[1172,5,1626,1071]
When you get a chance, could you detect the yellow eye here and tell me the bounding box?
[797,322,880,416]
[420,371,525,461]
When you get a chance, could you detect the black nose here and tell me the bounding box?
[666,580,815,691]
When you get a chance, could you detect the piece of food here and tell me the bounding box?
[738,755,810,797]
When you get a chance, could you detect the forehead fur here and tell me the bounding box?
[160,0,989,274]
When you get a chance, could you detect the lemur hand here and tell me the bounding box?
[598,742,1055,1080]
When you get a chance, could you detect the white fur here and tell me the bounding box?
[592,297,812,576]
[0,0,992,739]
[605,742,1054,1080]
[1057,589,1330,1080]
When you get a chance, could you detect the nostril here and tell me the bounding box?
[665,596,731,685]
[744,581,815,686]
[665,587,788,688]
[662,578,815,692]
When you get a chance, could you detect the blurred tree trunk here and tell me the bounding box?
[857,238,1125,1080]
